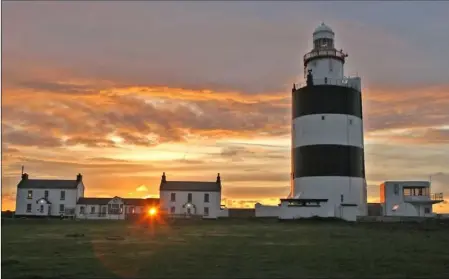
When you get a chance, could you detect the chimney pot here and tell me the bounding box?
[162,172,167,183]
[216,173,221,184]
[76,173,83,182]
[22,173,29,180]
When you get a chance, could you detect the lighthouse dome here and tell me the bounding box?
[313,22,334,34]
[313,22,335,41]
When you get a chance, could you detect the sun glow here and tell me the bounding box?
[148,207,157,216]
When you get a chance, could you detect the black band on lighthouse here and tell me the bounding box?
[292,85,362,118]
[293,145,365,178]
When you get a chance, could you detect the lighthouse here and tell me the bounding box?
[290,23,367,217]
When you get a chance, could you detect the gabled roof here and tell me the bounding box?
[36,198,51,204]
[18,179,80,189]
[160,181,221,192]
[77,197,160,206]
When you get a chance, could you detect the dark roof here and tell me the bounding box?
[160,181,221,192]
[77,198,111,205]
[18,179,80,189]
[77,197,160,206]
[124,198,159,206]
[281,198,329,202]
[341,203,358,207]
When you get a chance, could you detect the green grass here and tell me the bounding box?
[2,218,449,278]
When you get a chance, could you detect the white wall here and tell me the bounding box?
[255,204,280,217]
[279,203,330,219]
[293,114,363,148]
[293,176,367,218]
[160,190,221,219]
[16,187,79,216]
[305,58,344,80]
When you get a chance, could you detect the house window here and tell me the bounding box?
[204,193,209,203]
[60,204,65,213]
[187,208,191,214]
[204,207,209,216]
[40,205,44,212]
[170,206,175,214]
[26,204,32,212]
[80,206,85,214]
[394,184,399,195]
[44,191,49,199]
[424,207,431,214]
[131,207,135,214]
[27,190,32,199]
[170,193,176,202]
[60,191,65,200]
[187,193,192,203]
[109,204,120,214]
[321,115,325,120]
[91,206,95,214]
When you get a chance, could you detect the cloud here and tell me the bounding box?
[136,185,149,192]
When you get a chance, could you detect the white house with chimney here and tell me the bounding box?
[159,172,229,219]
[15,173,85,217]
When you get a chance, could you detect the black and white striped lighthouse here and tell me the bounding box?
[291,23,367,216]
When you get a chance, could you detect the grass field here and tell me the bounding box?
[2,218,449,278]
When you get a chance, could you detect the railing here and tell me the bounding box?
[431,193,444,201]
[304,49,347,62]
[294,77,361,90]
[403,193,444,202]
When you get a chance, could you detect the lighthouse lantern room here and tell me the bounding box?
[303,22,349,85]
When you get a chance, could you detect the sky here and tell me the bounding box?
[2,1,449,212]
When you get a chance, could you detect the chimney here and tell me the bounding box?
[76,173,83,182]
[161,172,166,183]
[21,173,29,180]
[216,173,221,184]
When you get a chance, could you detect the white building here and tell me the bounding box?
[15,172,85,217]
[76,197,159,220]
[380,181,444,217]
[159,172,229,219]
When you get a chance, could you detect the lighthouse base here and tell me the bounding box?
[254,177,367,222]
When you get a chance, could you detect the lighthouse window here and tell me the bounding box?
[321,116,325,120]
[349,119,353,125]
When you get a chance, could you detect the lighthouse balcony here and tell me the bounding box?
[304,49,347,64]
[294,76,361,91]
